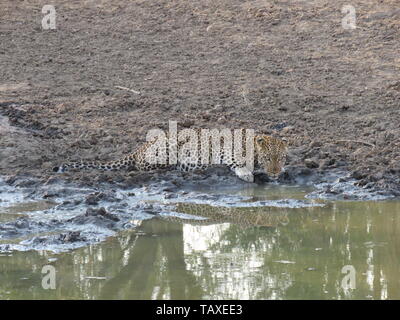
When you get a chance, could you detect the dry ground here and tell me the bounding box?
[0,0,399,193]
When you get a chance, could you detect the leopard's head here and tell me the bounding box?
[255,135,288,178]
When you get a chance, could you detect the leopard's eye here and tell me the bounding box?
[256,137,264,144]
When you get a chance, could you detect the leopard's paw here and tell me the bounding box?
[234,167,254,183]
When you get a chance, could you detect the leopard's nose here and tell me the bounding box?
[269,168,283,178]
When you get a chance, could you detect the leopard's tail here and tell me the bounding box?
[52,155,136,173]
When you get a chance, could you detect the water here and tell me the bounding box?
[0,185,399,300]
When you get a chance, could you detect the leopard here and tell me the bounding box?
[53,129,288,182]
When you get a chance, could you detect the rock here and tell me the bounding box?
[181,119,195,128]
[373,172,384,181]
[309,140,322,148]
[356,179,369,187]
[281,125,294,133]
[163,193,176,199]
[85,191,120,205]
[85,207,119,222]
[335,160,347,167]
[58,231,86,243]
[42,190,59,198]
[325,185,340,194]
[15,219,29,229]
[304,158,319,169]
[85,193,100,205]
[320,158,336,169]
[351,170,367,180]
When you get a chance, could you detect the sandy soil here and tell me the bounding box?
[0,0,399,195]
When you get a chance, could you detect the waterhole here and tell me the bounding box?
[0,183,399,299]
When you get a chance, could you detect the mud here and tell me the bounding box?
[0,164,395,253]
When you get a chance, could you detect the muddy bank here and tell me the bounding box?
[0,166,395,252]
[1,0,400,195]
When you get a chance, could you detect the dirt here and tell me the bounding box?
[1,0,400,196]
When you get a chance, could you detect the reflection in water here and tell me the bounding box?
[0,200,400,299]
[168,203,291,228]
